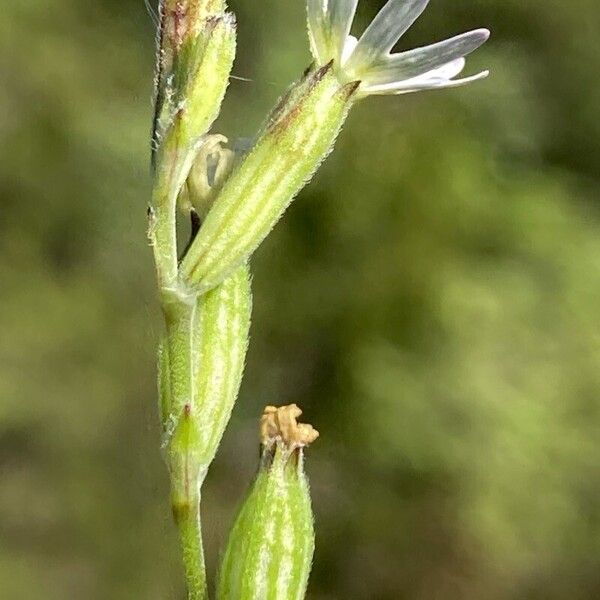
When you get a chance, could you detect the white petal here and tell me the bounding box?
[345,0,430,75]
[423,57,466,80]
[307,0,330,64]
[362,58,465,92]
[329,0,359,63]
[364,67,489,95]
[364,29,490,86]
[341,35,359,65]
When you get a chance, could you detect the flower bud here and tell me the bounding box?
[190,264,252,469]
[159,264,252,503]
[217,405,318,600]
[154,1,235,154]
[184,134,235,218]
[180,63,360,293]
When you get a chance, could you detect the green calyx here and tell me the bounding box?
[217,405,318,600]
[179,63,360,293]
[154,2,235,160]
[190,264,252,466]
[159,265,252,483]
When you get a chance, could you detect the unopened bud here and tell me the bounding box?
[159,265,252,503]
[153,1,236,166]
[190,264,251,469]
[185,134,235,218]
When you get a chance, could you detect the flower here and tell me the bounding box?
[307,0,490,95]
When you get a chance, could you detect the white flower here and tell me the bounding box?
[307,0,490,95]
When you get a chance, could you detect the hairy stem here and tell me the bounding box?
[162,293,209,599]
[151,127,187,287]
[174,496,208,600]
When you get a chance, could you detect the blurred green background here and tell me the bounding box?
[2,0,600,598]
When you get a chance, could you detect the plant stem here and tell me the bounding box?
[174,495,208,600]
[151,128,185,287]
[162,292,209,599]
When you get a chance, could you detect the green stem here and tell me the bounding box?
[174,495,208,600]
[151,125,187,287]
[162,291,209,599]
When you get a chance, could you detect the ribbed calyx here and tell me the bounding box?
[179,63,360,294]
[217,405,318,600]
[159,265,252,510]
[154,0,234,152]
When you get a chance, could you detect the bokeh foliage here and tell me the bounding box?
[1,0,599,598]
